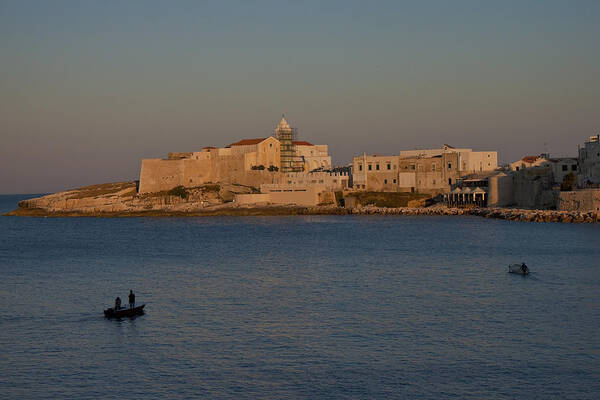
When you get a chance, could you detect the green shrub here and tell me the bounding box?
[203,184,221,192]
[168,185,188,199]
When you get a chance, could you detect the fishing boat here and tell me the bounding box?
[104,304,145,318]
[508,264,529,275]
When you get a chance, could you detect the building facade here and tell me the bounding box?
[578,134,600,187]
[509,154,578,186]
[352,145,496,195]
[139,117,332,193]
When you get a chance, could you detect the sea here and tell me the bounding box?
[0,194,599,399]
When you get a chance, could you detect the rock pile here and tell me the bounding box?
[350,205,600,223]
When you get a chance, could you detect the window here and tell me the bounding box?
[447,163,452,170]
[270,143,273,147]
[418,164,423,171]
[432,164,436,171]
[376,164,380,170]
[562,165,568,171]
[393,179,397,184]
[384,179,388,184]
[488,154,490,157]
[368,164,372,171]
[448,178,452,185]
[410,164,415,170]
[516,166,520,171]
[359,164,363,171]
[387,164,391,170]
[571,165,577,171]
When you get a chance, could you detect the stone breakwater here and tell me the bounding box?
[350,205,600,223]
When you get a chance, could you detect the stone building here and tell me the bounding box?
[578,134,600,187]
[509,154,578,186]
[352,145,497,195]
[138,117,332,194]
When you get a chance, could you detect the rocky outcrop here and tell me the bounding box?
[5,181,256,216]
[5,181,599,223]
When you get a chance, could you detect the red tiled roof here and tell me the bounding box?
[522,156,539,163]
[293,141,314,146]
[229,138,268,146]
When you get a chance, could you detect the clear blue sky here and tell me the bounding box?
[1,0,599,193]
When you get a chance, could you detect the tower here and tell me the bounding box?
[275,115,303,172]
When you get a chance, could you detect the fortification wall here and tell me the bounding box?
[182,159,213,187]
[488,173,514,207]
[235,193,271,205]
[139,159,186,193]
[558,189,600,211]
[260,184,323,206]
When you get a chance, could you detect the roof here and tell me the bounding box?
[229,138,268,146]
[293,141,314,146]
[202,146,216,150]
[522,155,540,163]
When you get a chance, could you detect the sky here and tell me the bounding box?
[1,0,599,193]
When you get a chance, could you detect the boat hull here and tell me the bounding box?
[508,264,529,275]
[104,304,145,318]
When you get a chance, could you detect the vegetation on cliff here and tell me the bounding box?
[345,191,431,208]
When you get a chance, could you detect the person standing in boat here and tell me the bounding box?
[521,263,528,274]
[128,290,135,309]
[115,296,121,310]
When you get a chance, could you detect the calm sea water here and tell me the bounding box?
[1,194,599,399]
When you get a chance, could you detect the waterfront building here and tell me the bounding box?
[352,145,497,195]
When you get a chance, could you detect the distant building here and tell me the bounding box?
[509,154,578,187]
[578,134,600,187]
[138,116,332,193]
[352,145,497,195]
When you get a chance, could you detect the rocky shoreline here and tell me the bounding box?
[5,203,599,223]
[349,205,600,223]
[3,181,598,223]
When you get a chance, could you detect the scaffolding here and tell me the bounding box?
[276,116,304,173]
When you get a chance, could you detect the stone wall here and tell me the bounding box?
[139,153,280,194]
[558,189,600,211]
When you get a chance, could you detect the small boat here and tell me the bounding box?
[508,264,529,275]
[104,304,145,318]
